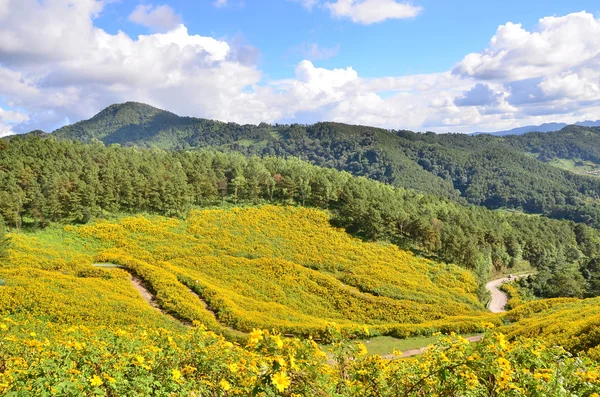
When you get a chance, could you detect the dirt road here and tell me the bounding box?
[486,274,531,313]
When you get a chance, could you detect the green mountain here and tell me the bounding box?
[52,102,600,227]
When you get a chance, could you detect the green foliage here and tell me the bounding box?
[0,215,8,259]
[3,135,600,299]
[51,102,600,227]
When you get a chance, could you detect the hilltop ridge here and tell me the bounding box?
[46,102,600,228]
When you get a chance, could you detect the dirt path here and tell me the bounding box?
[93,263,241,334]
[129,275,161,310]
[486,274,532,313]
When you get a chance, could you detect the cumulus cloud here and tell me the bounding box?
[454,84,501,107]
[326,0,422,24]
[129,4,182,32]
[0,107,28,137]
[3,3,600,135]
[448,11,600,131]
[453,11,600,81]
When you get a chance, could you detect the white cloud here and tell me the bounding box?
[213,0,228,8]
[129,4,182,32]
[0,107,29,137]
[326,0,422,24]
[538,72,600,101]
[453,12,600,81]
[2,3,600,135]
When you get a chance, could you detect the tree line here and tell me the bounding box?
[49,102,600,229]
[2,135,600,299]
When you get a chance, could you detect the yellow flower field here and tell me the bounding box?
[2,206,499,339]
[2,205,600,395]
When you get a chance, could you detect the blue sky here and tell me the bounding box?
[1,0,600,135]
[95,0,600,78]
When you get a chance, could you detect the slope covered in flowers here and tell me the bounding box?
[503,297,600,360]
[0,229,180,330]
[1,206,497,339]
[71,206,497,336]
[2,205,600,395]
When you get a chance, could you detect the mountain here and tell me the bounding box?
[473,120,600,136]
[48,102,600,228]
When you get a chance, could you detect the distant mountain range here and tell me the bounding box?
[473,120,600,136]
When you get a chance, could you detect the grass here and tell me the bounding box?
[92,263,123,268]
[360,336,439,356]
[324,334,480,356]
[547,158,600,177]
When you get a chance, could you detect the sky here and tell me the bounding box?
[1,0,600,136]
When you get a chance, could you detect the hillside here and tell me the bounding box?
[50,102,600,227]
[2,136,600,394]
[1,206,493,337]
[1,206,600,395]
[4,135,600,300]
[53,102,460,200]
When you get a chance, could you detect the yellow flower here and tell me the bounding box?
[497,357,510,368]
[357,343,368,357]
[250,329,264,340]
[171,369,182,380]
[272,335,284,349]
[289,356,298,370]
[228,363,239,373]
[0,324,7,330]
[90,375,103,387]
[272,371,291,392]
[248,329,264,347]
[497,334,507,350]
[220,379,231,391]
[275,356,286,367]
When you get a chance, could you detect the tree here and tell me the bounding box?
[0,215,9,259]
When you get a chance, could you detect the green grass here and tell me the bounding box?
[357,334,482,356]
[92,263,124,268]
[359,336,439,356]
[547,158,600,177]
[234,139,255,147]
[324,335,477,357]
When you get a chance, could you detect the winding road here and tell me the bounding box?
[485,274,531,313]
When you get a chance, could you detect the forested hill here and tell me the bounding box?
[49,102,600,226]
[2,135,600,300]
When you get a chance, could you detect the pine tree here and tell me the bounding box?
[0,215,9,259]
